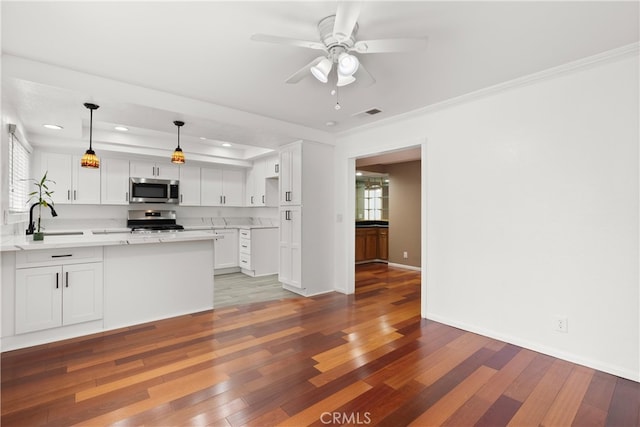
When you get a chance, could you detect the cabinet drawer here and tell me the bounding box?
[239,229,251,239]
[16,246,103,268]
[239,253,252,269]
[239,238,251,254]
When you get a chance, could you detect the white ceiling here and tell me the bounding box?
[2,1,638,163]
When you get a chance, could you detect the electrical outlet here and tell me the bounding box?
[403,251,408,259]
[554,316,568,333]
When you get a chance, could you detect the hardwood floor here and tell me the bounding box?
[2,263,638,426]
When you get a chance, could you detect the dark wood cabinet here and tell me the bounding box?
[355,227,388,263]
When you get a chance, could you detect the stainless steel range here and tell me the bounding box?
[127,210,184,233]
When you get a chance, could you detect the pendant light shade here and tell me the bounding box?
[81,103,100,169]
[171,120,185,164]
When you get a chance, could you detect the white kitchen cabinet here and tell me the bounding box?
[247,155,279,207]
[240,227,279,277]
[15,261,103,334]
[35,152,101,205]
[278,141,333,296]
[214,228,238,269]
[179,165,201,206]
[101,158,130,205]
[130,160,179,180]
[201,167,245,206]
[279,143,302,205]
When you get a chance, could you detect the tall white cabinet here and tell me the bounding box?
[278,141,333,296]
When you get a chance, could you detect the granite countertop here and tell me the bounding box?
[355,220,389,228]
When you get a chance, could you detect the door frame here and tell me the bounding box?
[344,138,427,318]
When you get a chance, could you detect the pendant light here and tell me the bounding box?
[80,103,100,169]
[171,120,185,164]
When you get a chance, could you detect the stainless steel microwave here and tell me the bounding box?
[129,177,179,204]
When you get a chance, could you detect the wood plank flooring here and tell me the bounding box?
[2,263,638,426]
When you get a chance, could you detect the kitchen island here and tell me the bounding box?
[0,230,218,351]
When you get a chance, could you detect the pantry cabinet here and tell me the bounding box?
[278,141,333,296]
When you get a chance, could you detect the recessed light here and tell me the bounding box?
[325,121,336,127]
[199,137,207,140]
[222,143,232,147]
[43,124,63,130]
[114,126,129,131]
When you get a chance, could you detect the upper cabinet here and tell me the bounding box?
[100,158,130,205]
[246,154,279,207]
[201,167,244,206]
[129,161,179,180]
[264,155,279,178]
[279,143,302,206]
[179,165,201,206]
[35,152,101,205]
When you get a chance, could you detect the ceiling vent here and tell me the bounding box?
[352,108,382,119]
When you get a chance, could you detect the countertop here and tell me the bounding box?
[0,224,279,252]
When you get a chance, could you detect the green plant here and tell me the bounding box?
[27,171,56,233]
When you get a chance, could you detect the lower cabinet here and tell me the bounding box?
[239,227,279,277]
[214,229,239,269]
[15,262,103,334]
[355,227,389,263]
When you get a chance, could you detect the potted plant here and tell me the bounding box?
[26,171,57,241]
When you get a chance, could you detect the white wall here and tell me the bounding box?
[334,48,639,381]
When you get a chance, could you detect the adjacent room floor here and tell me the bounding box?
[1,264,638,426]
[213,273,299,309]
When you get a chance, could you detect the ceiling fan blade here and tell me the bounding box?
[354,61,375,87]
[333,1,361,42]
[250,34,327,51]
[351,38,428,54]
[285,57,324,84]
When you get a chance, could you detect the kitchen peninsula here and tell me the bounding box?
[0,230,218,351]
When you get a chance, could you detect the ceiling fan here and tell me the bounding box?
[251,2,427,88]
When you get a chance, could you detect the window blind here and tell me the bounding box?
[9,130,31,213]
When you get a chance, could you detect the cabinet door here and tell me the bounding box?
[355,229,366,262]
[15,266,63,334]
[129,160,156,178]
[62,263,103,326]
[279,206,301,288]
[279,144,302,205]
[252,160,266,206]
[155,163,179,180]
[364,229,378,260]
[201,167,223,206]
[179,165,201,206]
[72,155,101,204]
[38,152,73,205]
[264,155,279,178]
[222,169,245,206]
[378,229,388,260]
[101,158,130,205]
[245,167,256,206]
[214,229,239,269]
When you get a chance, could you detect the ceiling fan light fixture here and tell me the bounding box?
[337,52,359,76]
[310,57,332,83]
[337,73,356,87]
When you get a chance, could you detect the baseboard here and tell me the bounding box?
[426,312,639,383]
[387,262,422,271]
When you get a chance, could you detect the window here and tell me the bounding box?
[8,128,31,213]
[364,187,382,220]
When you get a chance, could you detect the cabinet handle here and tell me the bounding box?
[250,196,254,204]
[67,190,71,200]
[242,244,247,248]
[73,190,77,200]
[56,272,59,289]
[275,164,279,173]
[66,271,69,288]
[262,195,265,204]
[180,194,183,203]
[224,196,226,204]
[51,254,72,258]
[220,195,223,204]
[157,167,160,176]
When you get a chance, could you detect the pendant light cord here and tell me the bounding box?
[89,108,93,151]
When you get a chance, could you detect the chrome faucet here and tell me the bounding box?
[26,203,58,235]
